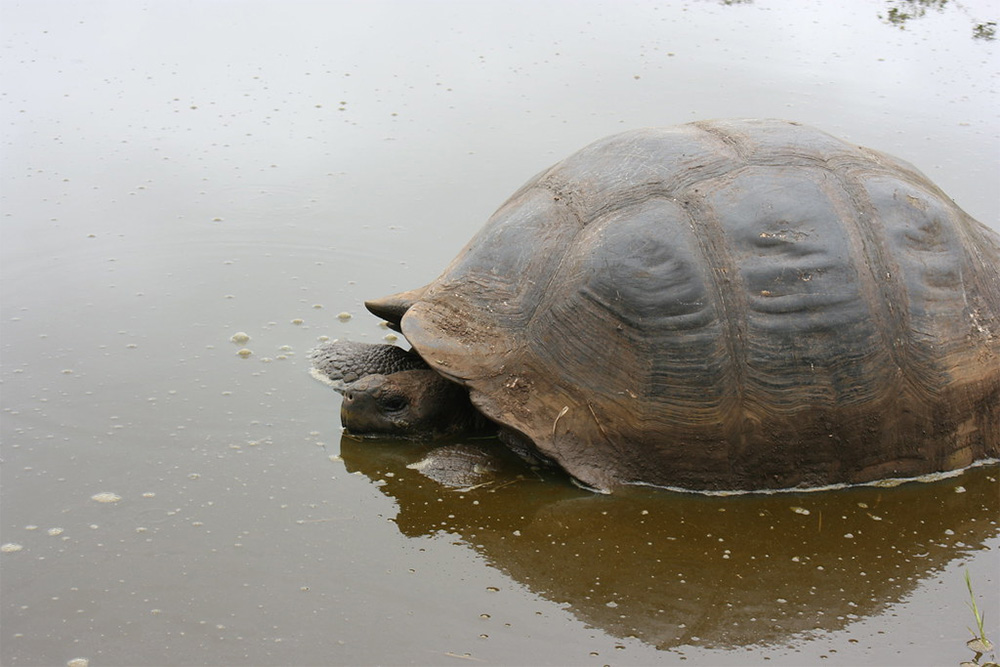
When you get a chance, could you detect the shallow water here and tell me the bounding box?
[2,1,998,665]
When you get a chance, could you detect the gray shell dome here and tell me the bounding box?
[370,119,1000,492]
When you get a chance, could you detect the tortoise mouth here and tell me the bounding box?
[340,398,409,440]
[339,379,407,438]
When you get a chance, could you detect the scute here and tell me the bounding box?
[394,119,1000,492]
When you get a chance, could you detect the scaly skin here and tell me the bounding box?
[310,340,428,393]
[312,340,487,440]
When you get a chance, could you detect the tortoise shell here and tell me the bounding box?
[371,119,1000,492]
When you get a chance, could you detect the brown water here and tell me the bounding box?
[2,1,998,665]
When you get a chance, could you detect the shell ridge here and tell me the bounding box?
[826,167,919,398]
[518,183,590,339]
[951,215,1000,345]
[691,120,754,163]
[677,195,749,445]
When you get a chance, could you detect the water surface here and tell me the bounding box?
[2,1,998,665]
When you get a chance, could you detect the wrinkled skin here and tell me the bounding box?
[311,341,487,441]
[311,340,552,487]
[340,368,482,440]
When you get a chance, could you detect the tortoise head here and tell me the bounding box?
[340,369,481,440]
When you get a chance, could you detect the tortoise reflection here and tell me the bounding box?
[339,436,999,650]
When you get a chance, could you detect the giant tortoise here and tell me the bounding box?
[313,119,999,493]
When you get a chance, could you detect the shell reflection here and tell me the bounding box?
[340,436,999,650]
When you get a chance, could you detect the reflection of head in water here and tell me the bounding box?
[339,435,999,651]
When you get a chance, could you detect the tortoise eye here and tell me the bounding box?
[382,395,407,413]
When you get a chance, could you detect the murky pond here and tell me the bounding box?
[2,1,997,665]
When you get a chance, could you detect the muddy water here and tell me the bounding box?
[2,1,997,665]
